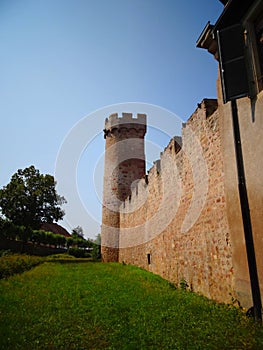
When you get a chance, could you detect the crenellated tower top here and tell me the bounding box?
[104,113,146,138]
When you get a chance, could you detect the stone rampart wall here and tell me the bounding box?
[119,99,236,303]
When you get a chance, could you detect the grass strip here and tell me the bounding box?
[0,262,263,349]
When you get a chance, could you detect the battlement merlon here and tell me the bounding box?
[104,113,147,137]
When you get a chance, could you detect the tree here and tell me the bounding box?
[91,234,101,260]
[0,166,66,230]
[71,226,84,239]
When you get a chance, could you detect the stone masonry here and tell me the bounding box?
[101,113,146,262]
[101,100,236,304]
[101,89,263,308]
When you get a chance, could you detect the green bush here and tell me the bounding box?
[0,220,18,240]
[0,219,68,249]
[0,219,92,252]
[91,243,101,261]
[0,249,12,257]
[68,248,91,258]
[179,278,189,290]
[66,237,74,248]
[0,220,33,242]
[0,254,44,279]
[46,253,75,260]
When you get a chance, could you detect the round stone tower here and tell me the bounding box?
[101,112,147,262]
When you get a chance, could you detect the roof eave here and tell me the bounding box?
[196,21,218,58]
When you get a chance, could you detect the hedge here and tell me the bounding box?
[0,254,44,279]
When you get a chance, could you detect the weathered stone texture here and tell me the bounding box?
[101,113,147,262]
[118,100,235,304]
[217,71,263,307]
[101,93,263,308]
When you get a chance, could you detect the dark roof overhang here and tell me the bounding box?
[218,0,228,5]
[196,21,217,56]
[196,0,257,58]
[213,0,256,31]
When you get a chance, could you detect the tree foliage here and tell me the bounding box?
[0,166,66,229]
[91,234,101,260]
[71,226,84,239]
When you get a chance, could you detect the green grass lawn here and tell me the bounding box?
[0,261,263,349]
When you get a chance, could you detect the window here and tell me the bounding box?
[217,23,249,103]
[244,1,263,94]
[254,13,263,89]
[147,253,151,265]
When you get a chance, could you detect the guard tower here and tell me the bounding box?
[101,112,147,262]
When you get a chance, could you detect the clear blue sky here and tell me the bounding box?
[0,0,223,239]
